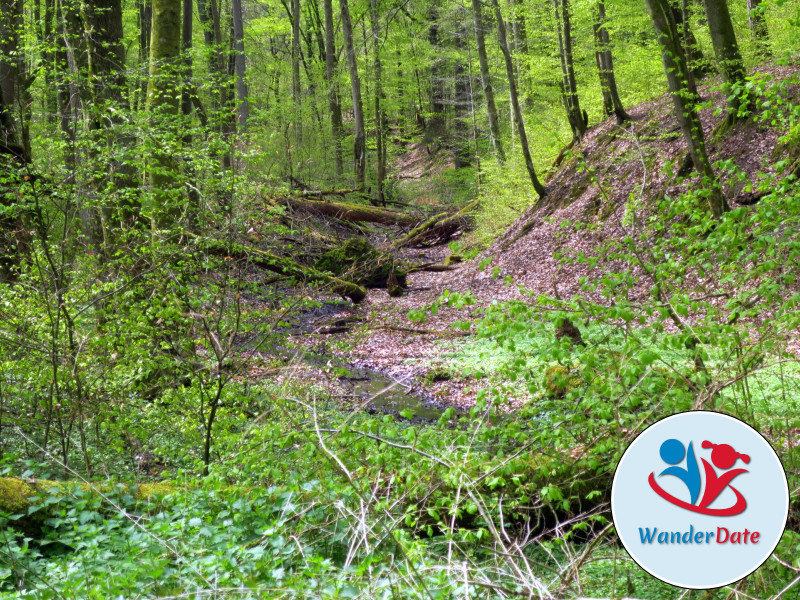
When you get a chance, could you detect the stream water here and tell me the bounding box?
[279,301,446,421]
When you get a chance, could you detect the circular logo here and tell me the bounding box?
[612,411,789,589]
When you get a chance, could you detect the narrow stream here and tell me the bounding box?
[278,301,446,421]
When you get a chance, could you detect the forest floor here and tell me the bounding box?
[264,61,800,414]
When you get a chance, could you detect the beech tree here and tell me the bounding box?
[147,0,182,226]
[746,0,771,59]
[323,0,344,176]
[339,0,366,189]
[491,0,546,197]
[471,0,505,163]
[0,0,27,161]
[554,0,587,142]
[645,0,729,219]
[592,0,629,123]
[703,0,746,120]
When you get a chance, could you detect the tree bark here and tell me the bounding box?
[592,0,629,123]
[147,0,183,227]
[369,0,386,203]
[554,0,587,142]
[281,196,419,225]
[323,0,344,176]
[491,0,546,197]
[702,0,746,119]
[231,0,249,130]
[673,0,707,89]
[197,236,367,302]
[453,21,472,169]
[292,0,302,146]
[85,0,126,107]
[471,0,505,163]
[392,199,479,248]
[338,0,366,189]
[746,0,771,60]
[425,3,446,148]
[182,0,200,227]
[0,0,29,162]
[644,0,729,219]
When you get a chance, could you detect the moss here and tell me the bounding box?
[444,254,462,266]
[0,477,179,535]
[424,367,453,384]
[316,238,405,288]
[543,365,582,397]
[136,482,175,499]
[0,477,40,515]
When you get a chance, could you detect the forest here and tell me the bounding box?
[0,0,799,595]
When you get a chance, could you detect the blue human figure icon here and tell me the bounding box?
[658,439,701,505]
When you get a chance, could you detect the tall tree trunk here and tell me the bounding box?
[182,0,193,119]
[198,0,234,172]
[593,0,629,123]
[471,0,504,163]
[148,0,183,227]
[231,0,248,130]
[138,0,152,110]
[196,0,214,48]
[338,0,365,189]
[746,0,771,60]
[425,2,446,148]
[554,0,587,142]
[369,0,385,203]
[85,0,126,108]
[509,0,529,106]
[292,0,301,147]
[491,0,546,197]
[673,0,707,88]
[83,0,131,241]
[0,0,29,280]
[509,0,527,55]
[182,0,200,227]
[323,0,344,176]
[0,0,27,161]
[645,0,729,219]
[40,0,58,125]
[56,0,82,173]
[453,19,471,168]
[702,0,746,120]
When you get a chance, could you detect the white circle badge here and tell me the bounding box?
[612,411,789,589]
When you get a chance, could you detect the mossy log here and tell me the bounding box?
[196,237,367,303]
[316,237,405,289]
[392,199,479,248]
[280,196,419,226]
[0,477,175,532]
[405,263,458,273]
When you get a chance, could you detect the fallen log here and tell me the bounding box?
[373,325,471,338]
[0,477,176,533]
[405,263,458,273]
[392,199,479,248]
[280,196,419,226]
[194,236,367,303]
[295,188,359,198]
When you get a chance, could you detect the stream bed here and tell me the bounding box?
[278,301,447,421]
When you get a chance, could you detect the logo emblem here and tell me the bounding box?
[648,439,749,516]
[612,411,789,589]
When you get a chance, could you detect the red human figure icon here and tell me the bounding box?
[698,441,750,510]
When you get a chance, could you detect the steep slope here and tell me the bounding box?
[311,62,800,409]
[447,62,799,303]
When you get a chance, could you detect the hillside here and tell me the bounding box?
[329,62,800,409]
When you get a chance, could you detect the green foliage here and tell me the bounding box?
[1,1,800,599]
